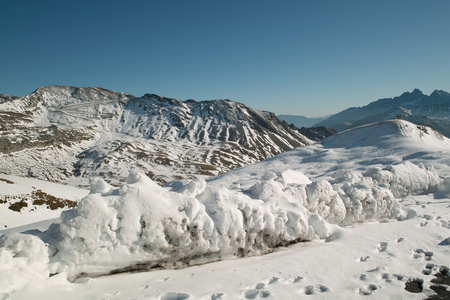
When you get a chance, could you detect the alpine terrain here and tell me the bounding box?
[1,119,449,299]
[316,89,450,136]
[0,86,314,186]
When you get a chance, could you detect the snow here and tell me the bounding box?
[0,174,88,229]
[1,120,450,299]
[0,86,312,186]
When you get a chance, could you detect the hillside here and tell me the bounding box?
[316,89,450,136]
[0,86,312,185]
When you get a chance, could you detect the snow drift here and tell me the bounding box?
[15,158,438,281]
[49,172,334,279]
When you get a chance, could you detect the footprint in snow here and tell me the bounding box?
[266,277,279,285]
[242,289,271,299]
[438,220,449,229]
[375,242,388,252]
[286,275,304,283]
[380,273,405,283]
[301,284,329,295]
[359,256,370,262]
[381,273,392,282]
[242,278,279,299]
[412,249,433,261]
[359,284,378,295]
[210,292,224,300]
[393,274,405,281]
[419,221,428,227]
[159,292,190,300]
[255,282,265,290]
[422,263,437,275]
[422,214,434,221]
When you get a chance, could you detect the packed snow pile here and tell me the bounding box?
[4,159,437,282]
[48,172,335,279]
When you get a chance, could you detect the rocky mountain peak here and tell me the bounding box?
[0,86,313,186]
[316,88,450,137]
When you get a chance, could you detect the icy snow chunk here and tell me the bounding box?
[280,170,312,185]
[90,177,116,195]
[248,180,285,203]
[364,162,441,198]
[334,169,364,185]
[0,232,49,294]
[305,181,346,224]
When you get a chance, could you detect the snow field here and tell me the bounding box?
[1,157,439,288]
[1,120,450,299]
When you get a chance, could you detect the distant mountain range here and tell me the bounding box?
[4,86,446,187]
[315,89,450,137]
[0,86,326,186]
[277,115,328,128]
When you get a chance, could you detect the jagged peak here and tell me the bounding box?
[430,89,450,98]
[26,85,134,107]
[33,85,133,98]
[411,88,423,95]
[399,88,424,98]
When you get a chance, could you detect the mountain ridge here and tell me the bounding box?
[0,86,314,185]
[316,89,450,135]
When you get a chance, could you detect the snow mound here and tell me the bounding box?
[2,157,438,281]
[48,160,438,278]
[49,172,333,279]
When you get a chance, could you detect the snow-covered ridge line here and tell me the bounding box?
[0,85,313,185]
[317,88,450,137]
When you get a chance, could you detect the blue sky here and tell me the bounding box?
[1,0,450,117]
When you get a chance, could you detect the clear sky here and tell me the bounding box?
[1,0,450,117]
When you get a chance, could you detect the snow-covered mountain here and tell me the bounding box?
[0,86,312,185]
[1,119,450,299]
[316,89,450,136]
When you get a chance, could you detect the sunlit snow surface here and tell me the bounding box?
[1,120,450,299]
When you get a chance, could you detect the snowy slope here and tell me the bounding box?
[0,86,312,185]
[317,89,450,137]
[1,120,449,299]
[0,174,89,230]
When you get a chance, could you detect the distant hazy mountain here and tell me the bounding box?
[0,86,313,185]
[278,114,327,128]
[316,89,450,137]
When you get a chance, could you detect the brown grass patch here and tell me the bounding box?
[2,190,78,212]
[0,178,14,184]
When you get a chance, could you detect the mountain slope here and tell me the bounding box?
[207,119,449,196]
[278,114,327,128]
[317,89,450,136]
[0,86,312,185]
